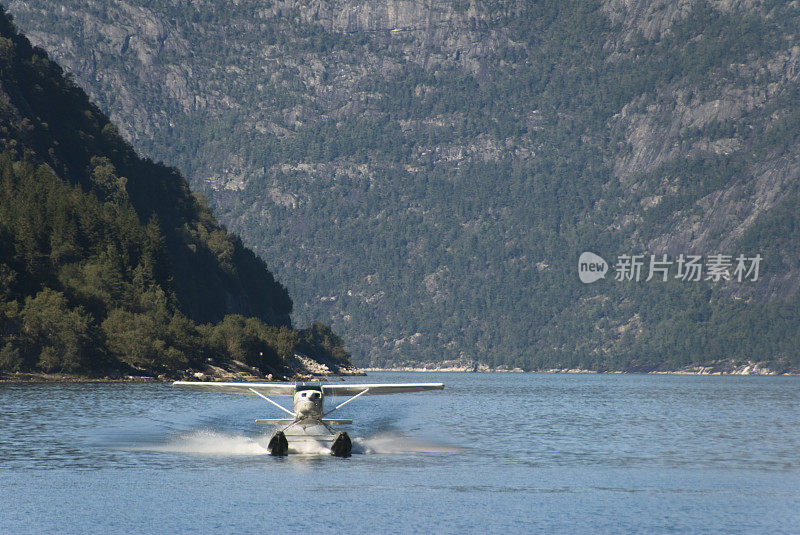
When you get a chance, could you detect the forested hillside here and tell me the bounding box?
[0,8,352,378]
[8,0,800,371]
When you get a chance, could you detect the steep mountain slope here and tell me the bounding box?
[0,8,353,378]
[9,0,800,370]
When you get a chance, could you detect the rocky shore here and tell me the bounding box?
[1,356,365,383]
[363,359,798,376]
[5,359,794,382]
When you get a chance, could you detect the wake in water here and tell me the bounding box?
[120,429,464,456]
[126,430,270,455]
[354,432,465,454]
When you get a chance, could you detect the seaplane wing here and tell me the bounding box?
[172,381,444,396]
[172,381,297,396]
[321,383,444,396]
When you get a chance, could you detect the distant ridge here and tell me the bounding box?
[8,0,800,372]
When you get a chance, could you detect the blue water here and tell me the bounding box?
[1,372,798,534]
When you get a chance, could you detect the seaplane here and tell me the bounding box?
[172,381,444,457]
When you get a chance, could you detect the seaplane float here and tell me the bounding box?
[172,381,444,457]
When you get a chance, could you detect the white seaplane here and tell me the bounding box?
[172,381,444,457]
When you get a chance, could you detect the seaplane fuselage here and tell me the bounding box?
[293,387,324,420]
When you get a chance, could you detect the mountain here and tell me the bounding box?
[7,0,800,371]
[0,7,354,379]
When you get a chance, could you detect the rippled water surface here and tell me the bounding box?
[1,372,798,533]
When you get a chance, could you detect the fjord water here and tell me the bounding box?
[1,373,798,534]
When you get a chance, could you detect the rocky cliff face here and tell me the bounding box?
[9,0,800,369]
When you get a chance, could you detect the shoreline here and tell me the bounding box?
[361,363,799,376]
[0,372,366,384]
[0,364,367,384]
[0,373,167,384]
[3,362,797,383]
